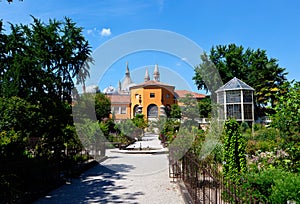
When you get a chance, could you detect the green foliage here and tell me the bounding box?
[0,97,42,137]
[169,127,196,161]
[192,52,223,101]
[132,114,148,130]
[178,94,199,120]
[240,169,300,203]
[245,126,279,155]
[115,119,137,139]
[198,97,212,118]
[189,129,206,156]
[270,171,300,203]
[95,92,111,121]
[1,17,91,103]
[62,124,83,152]
[194,44,288,115]
[115,115,147,141]
[198,119,223,159]
[161,119,180,142]
[246,140,278,156]
[222,119,247,180]
[169,104,181,119]
[149,116,167,134]
[270,81,300,171]
[0,130,26,161]
[0,17,93,203]
[271,81,300,142]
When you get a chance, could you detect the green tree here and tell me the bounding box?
[198,97,211,118]
[169,104,181,119]
[0,17,91,103]
[270,81,300,171]
[115,115,147,140]
[95,92,111,121]
[194,44,288,116]
[178,94,199,120]
[77,56,93,93]
[271,81,300,142]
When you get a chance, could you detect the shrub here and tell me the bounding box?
[270,172,300,203]
[240,169,300,203]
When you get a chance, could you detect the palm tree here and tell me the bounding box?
[77,55,93,93]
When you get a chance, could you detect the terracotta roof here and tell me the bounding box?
[175,90,206,99]
[106,94,130,104]
[129,80,175,89]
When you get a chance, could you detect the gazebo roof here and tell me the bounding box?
[215,77,254,92]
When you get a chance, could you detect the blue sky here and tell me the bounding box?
[1,0,299,93]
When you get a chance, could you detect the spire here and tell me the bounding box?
[125,61,130,76]
[121,61,134,93]
[153,64,160,82]
[144,68,150,82]
[118,80,121,93]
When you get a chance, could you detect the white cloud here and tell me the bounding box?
[86,28,97,35]
[100,28,112,37]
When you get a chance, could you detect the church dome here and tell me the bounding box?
[103,85,117,94]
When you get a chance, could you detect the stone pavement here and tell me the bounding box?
[114,132,168,154]
[34,134,185,204]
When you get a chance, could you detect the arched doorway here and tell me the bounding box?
[133,104,139,117]
[147,104,158,118]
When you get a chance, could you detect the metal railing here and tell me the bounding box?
[169,151,265,204]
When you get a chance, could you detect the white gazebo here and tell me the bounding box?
[215,77,255,125]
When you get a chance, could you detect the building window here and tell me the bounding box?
[135,94,139,99]
[166,94,170,98]
[121,106,127,114]
[243,91,252,102]
[112,106,127,114]
[226,91,241,103]
[113,106,119,114]
[244,104,252,119]
[150,93,155,98]
[227,104,241,119]
[218,92,224,104]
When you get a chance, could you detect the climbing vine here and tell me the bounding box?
[222,119,247,180]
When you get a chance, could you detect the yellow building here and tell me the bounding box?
[103,63,205,121]
[130,65,177,120]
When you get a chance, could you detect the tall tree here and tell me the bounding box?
[0,17,91,159]
[95,92,111,121]
[77,56,93,93]
[270,81,300,172]
[193,44,287,116]
[0,17,91,104]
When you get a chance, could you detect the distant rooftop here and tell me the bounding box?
[175,90,206,99]
[129,80,175,90]
[215,77,254,92]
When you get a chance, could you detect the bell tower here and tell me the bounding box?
[153,64,160,82]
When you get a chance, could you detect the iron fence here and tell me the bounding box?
[169,151,265,204]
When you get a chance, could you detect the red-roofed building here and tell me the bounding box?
[103,63,206,121]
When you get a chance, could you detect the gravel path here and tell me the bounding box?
[34,149,185,204]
